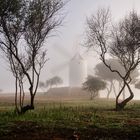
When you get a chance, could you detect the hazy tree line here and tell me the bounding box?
[83,58,139,101]
[0,0,140,114]
[39,76,63,91]
[95,59,139,99]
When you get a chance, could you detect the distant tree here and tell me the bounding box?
[0,0,65,114]
[95,59,139,99]
[46,76,63,89]
[83,75,106,100]
[86,9,140,110]
[0,89,2,92]
[95,59,122,99]
[135,82,140,89]
[39,81,46,92]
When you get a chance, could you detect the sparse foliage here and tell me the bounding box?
[0,0,65,114]
[83,75,106,100]
[86,9,140,110]
[39,76,63,92]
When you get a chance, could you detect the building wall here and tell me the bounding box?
[69,56,87,87]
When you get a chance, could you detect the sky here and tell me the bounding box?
[1,0,140,99]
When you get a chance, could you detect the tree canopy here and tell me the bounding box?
[83,75,106,100]
[86,9,140,110]
[46,76,63,88]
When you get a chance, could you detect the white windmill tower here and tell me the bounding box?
[69,53,87,87]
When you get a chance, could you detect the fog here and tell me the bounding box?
[0,0,140,99]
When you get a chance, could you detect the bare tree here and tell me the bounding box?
[0,0,65,114]
[83,75,106,100]
[86,9,140,110]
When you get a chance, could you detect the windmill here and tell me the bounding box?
[69,53,87,87]
[50,40,88,87]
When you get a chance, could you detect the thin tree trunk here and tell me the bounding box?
[19,81,22,108]
[106,81,113,99]
[31,94,35,108]
[122,88,125,100]
[90,90,93,100]
[21,82,25,107]
[20,85,34,114]
[119,81,125,100]
[15,77,19,113]
[112,81,117,98]
[116,81,134,110]
[118,82,134,110]
[116,81,126,110]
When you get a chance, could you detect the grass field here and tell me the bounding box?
[0,94,140,140]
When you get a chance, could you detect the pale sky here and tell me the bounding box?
[1,0,140,99]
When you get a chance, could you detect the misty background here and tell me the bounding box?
[0,0,140,99]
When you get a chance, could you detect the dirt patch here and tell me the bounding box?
[0,121,140,140]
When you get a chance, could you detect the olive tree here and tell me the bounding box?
[39,76,63,91]
[0,0,65,114]
[46,76,63,89]
[83,75,106,100]
[86,9,140,110]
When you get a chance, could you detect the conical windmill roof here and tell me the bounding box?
[71,53,84,61]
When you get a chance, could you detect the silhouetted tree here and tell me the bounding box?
[46,76,63,89]
[39,76,63,92]
[83,75,106,100]
[0,0,65,114]
[86,9,140,110]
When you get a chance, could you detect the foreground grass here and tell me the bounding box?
[0,99,140,139]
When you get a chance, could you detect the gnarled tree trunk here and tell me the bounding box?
[116,81,134,111]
